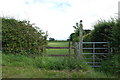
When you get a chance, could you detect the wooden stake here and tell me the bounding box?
[79,20,83,59]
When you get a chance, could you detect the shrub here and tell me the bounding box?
[111,19,120,53]
[90,20,113,42]
[2,18,47,55]
[98,54,120,75]
[89,19,120,54]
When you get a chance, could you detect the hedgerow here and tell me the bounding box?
[2,18,47,55]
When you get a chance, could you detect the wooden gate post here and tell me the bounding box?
[69,41,72,56]
[78,20,84,59]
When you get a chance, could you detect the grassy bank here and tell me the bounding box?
[2,54,115,78]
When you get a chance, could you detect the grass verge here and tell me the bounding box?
[2,54,117,78]
[3,66,116,78]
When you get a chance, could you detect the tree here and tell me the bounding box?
[69,29,91,42]
[49,37,55,41]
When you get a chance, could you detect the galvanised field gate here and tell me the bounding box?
[74,42,112,67]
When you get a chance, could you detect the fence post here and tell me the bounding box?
[69,41,72,56]
[74,42,78,56]
[79,20,83,59]
[69,41,70,56]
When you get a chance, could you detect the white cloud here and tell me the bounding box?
[0,0,120,40]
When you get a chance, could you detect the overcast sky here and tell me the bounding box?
[0,0,119,40]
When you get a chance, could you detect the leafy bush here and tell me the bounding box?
[90,20,113,42]
[111,19,120,53]
[98,54,120,75]
[83,33,91,42]
[69,30,91,42]
[89,19,120,54]
[2,18,47,55]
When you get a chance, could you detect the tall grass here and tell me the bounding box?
[97,54,120,77]
[2,54,116,78]
[3,66,116,78]
[2,54,91,71]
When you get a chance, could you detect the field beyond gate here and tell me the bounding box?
[46,41,74,56]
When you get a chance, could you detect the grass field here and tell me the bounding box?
[47,41,70,55]
[2,41,117,78]
[47,49,69,55]
[48,41,69,47]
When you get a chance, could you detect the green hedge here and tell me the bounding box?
[2,18,47,55]
[111,19,120,53]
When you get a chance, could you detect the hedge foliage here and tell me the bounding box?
[111,19,120,53]
[89,19,120,53]
[2,18,47,55]
[99,54,120,75]
[90,20,113,42]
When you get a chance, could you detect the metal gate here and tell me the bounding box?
[74,42,112,67]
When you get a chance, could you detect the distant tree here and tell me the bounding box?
[49,37,55,41]
[84,30,91,35]
[67,39,70,41]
